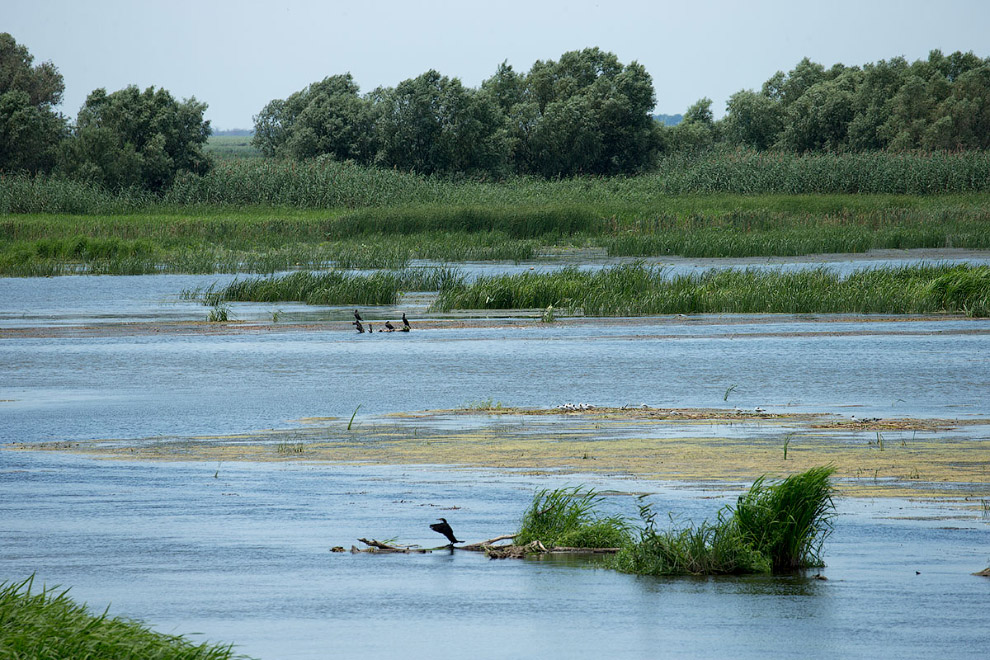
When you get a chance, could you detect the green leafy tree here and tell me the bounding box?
[59,85,211,191]
[251,98,290,157]
[373,70,509,175]
[762,57,827,107]
[845,57,909,150]
[502,47,658,176]
[253,74,375,162]
[779,73,859,152]
[923,65,990,150]
[723,89,784,150]
[666,97,718,151]
[282,75,375,162]
[0,33,68,173]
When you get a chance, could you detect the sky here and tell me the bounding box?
[6,0,990,130]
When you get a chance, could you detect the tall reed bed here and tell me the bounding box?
[0,576,239,660]
[603,206,990,257]
[611,467,836,576]
[433,263,990,316]
[4,150,990,213]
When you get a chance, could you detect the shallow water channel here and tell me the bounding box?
[2,255,990,658]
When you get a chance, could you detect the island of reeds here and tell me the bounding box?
[183,262,990,318]
[510,467,837,576]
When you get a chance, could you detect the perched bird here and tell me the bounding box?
[384,320,395,332]
[353,309,362,322]
[402,312,410,329]
[353,320,364,333]
[430,518,461,545]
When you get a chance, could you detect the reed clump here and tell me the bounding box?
[514,487,634,549]
[0,576,240,660]
[611,466,836,576]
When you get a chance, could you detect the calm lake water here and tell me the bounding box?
[2,257,989,659]
[2,453,988,659]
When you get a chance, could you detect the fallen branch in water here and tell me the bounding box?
[351,538,431,554]
[485,541,622,559]
[347,534,518,554]
[343,534,621,559]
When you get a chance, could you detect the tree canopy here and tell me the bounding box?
[713,50,990,152]
[254,48,659,177]
[58,85,212,191]
[0,32,67,173]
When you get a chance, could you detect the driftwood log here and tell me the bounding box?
[344,534,621,559]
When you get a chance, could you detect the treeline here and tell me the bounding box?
[3,29,990,195]
[253,47,657,177]
[0,33,210,192]
[701,50,990,153]
[255,48,990,177]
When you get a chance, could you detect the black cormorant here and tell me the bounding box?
[429,518,461,545]
[384,320,395,332]
[353,309,362,322]
[353,320,364,333]
[402,312,410,329]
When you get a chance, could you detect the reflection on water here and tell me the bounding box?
[1,453,987,659]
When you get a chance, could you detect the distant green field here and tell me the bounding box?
[204,135,262,159]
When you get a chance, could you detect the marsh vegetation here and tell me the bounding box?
[180,262,989,317]
[5,192,988,280]
[0,576,240,660]
[511,467,836,576]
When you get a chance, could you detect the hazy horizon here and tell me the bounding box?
[7,0,990,130]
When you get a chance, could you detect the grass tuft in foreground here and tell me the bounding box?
[0,576,245,660]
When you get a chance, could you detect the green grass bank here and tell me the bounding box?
[0,576,245,660]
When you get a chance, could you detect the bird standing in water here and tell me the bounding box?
[402,312,410,329]
[430,518,461,545]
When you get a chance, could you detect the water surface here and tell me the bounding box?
[1,453,986,659]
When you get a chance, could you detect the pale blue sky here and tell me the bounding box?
[7,0,990,129]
